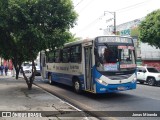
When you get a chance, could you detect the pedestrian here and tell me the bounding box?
[0,65,4,75]
[4,65,8,76]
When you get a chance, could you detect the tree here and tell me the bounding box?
[0,0,77,89]
[67,34,81,43]
[139,9,160,49]
[131,27,139,37]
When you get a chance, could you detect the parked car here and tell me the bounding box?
[137,66,160,86]
[29,66,41,76]
[21,65,31,73]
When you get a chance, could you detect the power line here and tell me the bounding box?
[115,0,150,12]
[76,14,104,34]
[75,0,151,35]
[74,0,85,8]
[77,0,95,14]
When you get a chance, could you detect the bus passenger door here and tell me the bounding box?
[84,46,93,91]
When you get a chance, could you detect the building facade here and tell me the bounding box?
[0,58,13,70]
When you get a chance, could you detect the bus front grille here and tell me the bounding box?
[106,74,132,80]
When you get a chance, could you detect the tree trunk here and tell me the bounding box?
[12,58,36,90]
[21,67,32,90]
[27,82,32,90]
[21,60,36,90]
[12,59,21,79]
[28,60,36,90]
[15,68,20,79]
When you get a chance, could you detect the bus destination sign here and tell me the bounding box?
[97,37,132,43]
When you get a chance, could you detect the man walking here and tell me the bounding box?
[4,65,8,76]
[0,65,4,75]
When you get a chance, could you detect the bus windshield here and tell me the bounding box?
[96,44,136,72]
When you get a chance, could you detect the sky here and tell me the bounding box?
[70,0,160,38]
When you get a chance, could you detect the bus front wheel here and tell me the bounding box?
[73,79,82,94]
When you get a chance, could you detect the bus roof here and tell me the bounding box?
[64,35,132,47]
[64,38,93,47]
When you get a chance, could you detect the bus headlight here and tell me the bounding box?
[132,77,137,83]
[95,78,108,86]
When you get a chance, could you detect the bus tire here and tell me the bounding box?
[73,79,82,94]
[48,74,54,85]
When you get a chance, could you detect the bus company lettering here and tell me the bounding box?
[53,65,55,69]
[54,65,79,71]
[56,66,69,71]
[70,65,80,72]
[70,65,79,70]
[56,66,60,70]
[60,66,69,71]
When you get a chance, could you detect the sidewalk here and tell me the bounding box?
[0,76,97,120]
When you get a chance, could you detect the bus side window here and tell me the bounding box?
[48,51,55,63]
[70,46,75,62]
[77,45,82,62]
[62,48,70,63]
[70,45,81,63]
[55,50,61,63]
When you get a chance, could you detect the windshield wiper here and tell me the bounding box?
[104,43,114,53]
[104,43,109,48]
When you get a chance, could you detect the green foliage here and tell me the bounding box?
[139,9,160,49]
[0,0,77,82]
[0,0,77,60]
[131,27,139,36]
[66,34,81,43]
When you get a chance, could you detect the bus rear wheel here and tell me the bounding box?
[48,75,54,85]
[73,79,82,94]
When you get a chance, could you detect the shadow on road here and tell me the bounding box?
[38,79,135,101]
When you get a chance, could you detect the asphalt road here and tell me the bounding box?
[34,76,160,120]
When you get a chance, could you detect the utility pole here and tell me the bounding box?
[104,11,116,35]
[113,12,116,34]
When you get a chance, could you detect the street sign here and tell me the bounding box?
[120,29,131,36]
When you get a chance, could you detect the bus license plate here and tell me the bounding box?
[117,87,126,90]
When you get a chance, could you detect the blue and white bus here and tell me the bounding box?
[40,35,137,94]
